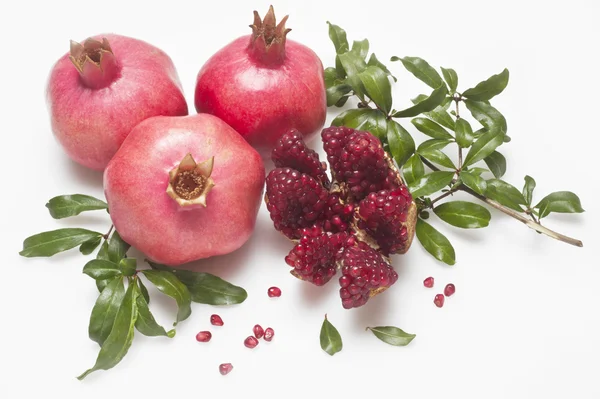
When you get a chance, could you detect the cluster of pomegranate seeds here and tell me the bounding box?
[265,126,417,309]
[195,331,212,342]
[428,283,456,308]
[219,363,233,376]
[210,314,224,326]
[267,286,282,297]
[423,277,434,288]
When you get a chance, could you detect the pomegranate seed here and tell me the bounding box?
[244,336,259,348]
[423,276,434,288]
[195,331,212,342]
[264,327,274,341]
[210,314,224,326]
[444,283,456,297]
[219,363,233,375]
[268,286,282,298]
[253,324,264,339]
[434,294,445,308]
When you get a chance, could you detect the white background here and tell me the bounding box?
[1,0,598,398]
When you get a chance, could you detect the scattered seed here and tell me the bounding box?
[268,286,282,298]
[244,336,259,348]
[210,314,224,326]
[444,283,455,297]
[219,363,233,375]
[264,327,274,341]
[253,324,264,339]
[434,294,445,308]
[195,331,212,342]
[423,276,434,288]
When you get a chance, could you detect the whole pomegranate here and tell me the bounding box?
[47,34,188,170]
[194,6,326,155]
[103,114,265,266]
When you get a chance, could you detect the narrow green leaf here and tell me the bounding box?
[460,171,487,196]
[464,100,507,134]
[535,191,585,219]
[387,120,415,168]
[411,118,453,140]
[326,84,353,107]
[483,151,507,178]
[418,148,456,169]
[320,315,343,356]
[367,53,397,82]
[119,258,136,277]
[392,84,448,118]
[78,279,138,380]
[486,179,526,212]
[408,171,455,198]
[45,194,108,219]
[138,278,150,304]
[463,131,504,167]
[415,219,456,265]
[425,106,456,131]
[88,277,125,346]
[462,69,509,101]
[338,51,367,98]
[351,39,369,59]
[83,259,122,280]
[455,118,474,148]
[391,56,443,88]
[358,66,393,114]
[141,270,192,325]
[106,231,130,264]
[327,22,349,54]
[134,282,174,338]
[20,228,103,258]
[433,201,491,228]
[440,67,458,92]
[417,139,453,152]
[402,154,425,186]
[523,176,536,206]
[367,326,416,346]
[466,167,490,176]
[79,236,102,255]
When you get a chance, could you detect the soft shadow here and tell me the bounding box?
[445,227,485,244]
[353,287,393,327]
[300,278,338,305]
[65,158,104,189]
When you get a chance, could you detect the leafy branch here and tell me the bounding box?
[325,22,584,265]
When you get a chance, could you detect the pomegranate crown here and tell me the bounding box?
[166,153,215,208]
[248,5,291,63]
[69,37,113,73]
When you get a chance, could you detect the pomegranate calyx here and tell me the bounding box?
[69,37,120,89]
[248,5,291,64]
[167,154,215,208]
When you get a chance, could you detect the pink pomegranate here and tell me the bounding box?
[194,6,326,155]
[103,114,265,266]
[47,34,188,170]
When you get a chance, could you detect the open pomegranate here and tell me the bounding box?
[47,34,188,170]
[194,6,326,155]
[103,114,265,266]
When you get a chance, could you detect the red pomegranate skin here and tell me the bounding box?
[47,34,188,170]
[103,114,265,266]
[194,35,327,155]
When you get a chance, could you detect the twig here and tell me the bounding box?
[104,225,114,240]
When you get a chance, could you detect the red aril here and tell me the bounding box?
[264,327,274,342]
[434,294,445,308]
[103,114,265,266]
[210,314,224,326]
[444,283,456,297]
[47,34,188,170]
[219,363,233,375]
[244,336,259,348]
[195,331,212,342]
[194,6,326,155]
[253,324,264,339]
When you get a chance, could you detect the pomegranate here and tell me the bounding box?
[194,6,326,155]
[47,34,188,170]
[103,114,264,266]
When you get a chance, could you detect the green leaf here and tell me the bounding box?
[425,106,456,131]
[417,139,453,152]
[391,56,443,88]
[45,194,108,219]
[134,282,174,338]
[392,84,448,118]
[440,67,458,92]
[486,179,526,212]
[20,228,103,258]
[326,84,353,107]
[88,277,125,346]
[141,270,192,325]
[415,219,456,265]
[418,148,456,169]
[462,69,509,101]
[463,131,504,167]
[386,120,415,168]
[433,201,491,228]
[351,39,369,59]
[320,315,343,356]
[338,51,367,98]
[78,279,138,380]
[411,118,453,140]
[324,67,338,88]
[358,66,393,114]
[138,277,150,304]
[327,22,349,54]
[83,259,122,280]
[106,231,130,264]
[523,176,536,206]
[464,100,507,134]
[367,326,416,346]
[455,118,474,148]
[402,154,425,186]
[119,258,136,276]
[483,151,507,178]
[408,171,455,198]
[535,191,585,219]
[460,171,487,195]
[331,108,388,141]
[79,236,102,255]
[367,53,397,82]
[466,167,490,176]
